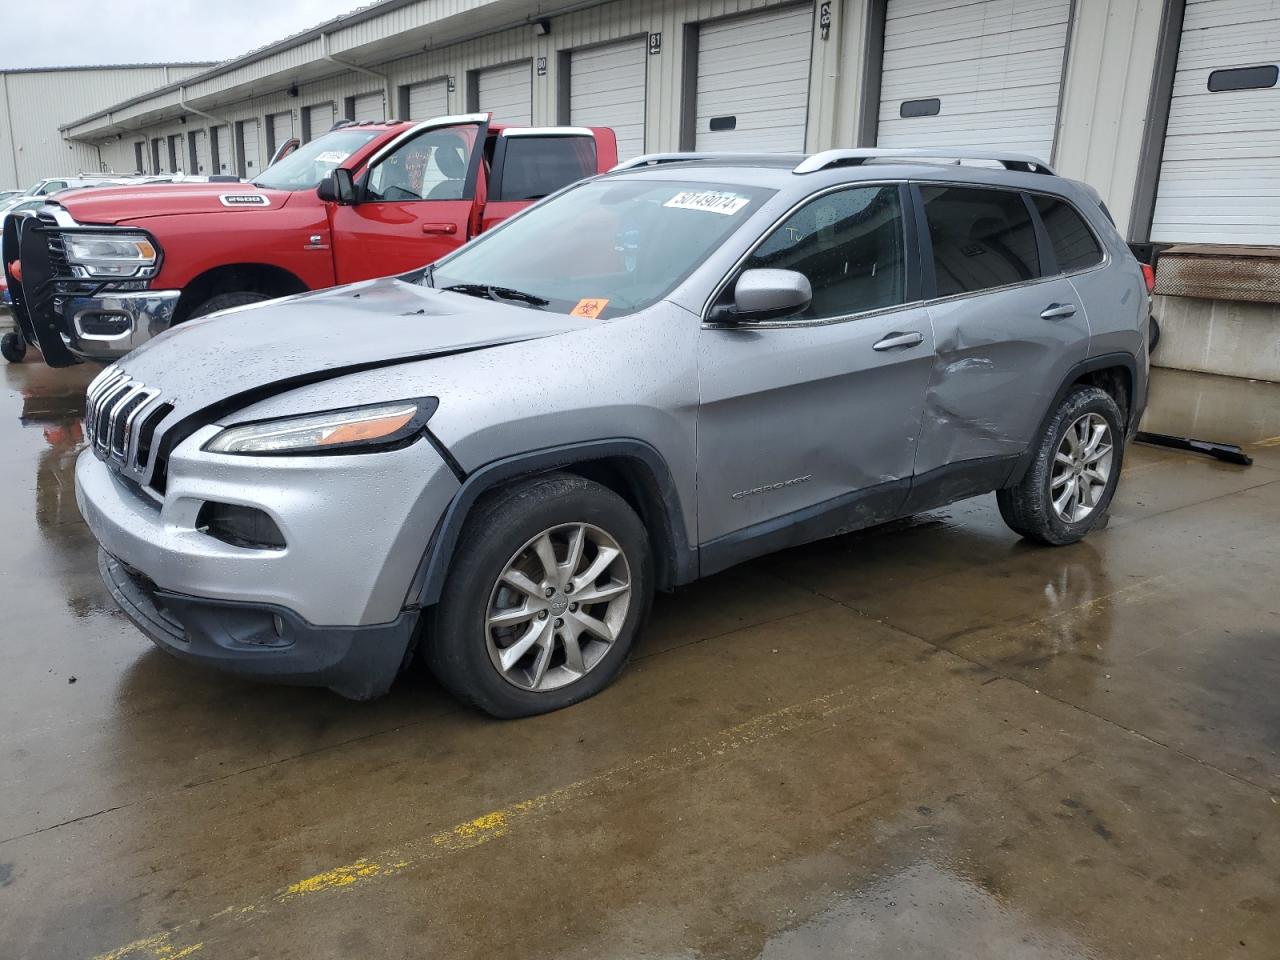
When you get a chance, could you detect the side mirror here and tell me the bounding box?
[318,168,356,205]
[713,268,812,323]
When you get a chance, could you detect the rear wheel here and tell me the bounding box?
[426,473,652,718]
[997,385,1125,545]
[187,290,270,320]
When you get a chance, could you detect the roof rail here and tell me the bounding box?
[611,152,798,172]
[794,148,1055,176]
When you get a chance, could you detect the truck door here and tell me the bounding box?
[329,117,489,284]
[480,128,615,232]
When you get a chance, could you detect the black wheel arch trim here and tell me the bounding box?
[408,438,698,609]
[1009,351,1141,485]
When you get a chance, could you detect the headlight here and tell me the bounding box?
[64,232,159,279]
[204,399,436,455]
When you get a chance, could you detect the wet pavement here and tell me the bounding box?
[1,358,1277,960]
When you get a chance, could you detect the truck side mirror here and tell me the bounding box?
[318,169,356,205]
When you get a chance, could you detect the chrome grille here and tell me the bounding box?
[84,365,168,485]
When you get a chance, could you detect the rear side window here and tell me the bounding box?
[1032,195,1104,273]
[494,136,597,202]
[743,185,907,320]
[920,186,1040,296]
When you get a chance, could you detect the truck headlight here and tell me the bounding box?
[204,399,437,455]
[64,232,159,279]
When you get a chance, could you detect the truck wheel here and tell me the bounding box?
[1,332,26,363]
[1149,315,1161,353]
[188,291,270,319]
[997,385,1125,546]
[426,473,652,719]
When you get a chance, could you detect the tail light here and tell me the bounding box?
[1141,262,1156,294]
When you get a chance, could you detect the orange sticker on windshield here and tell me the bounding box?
[570,298,609,319]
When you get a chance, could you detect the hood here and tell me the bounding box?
[54,182,292,225]
[113,276,591,413]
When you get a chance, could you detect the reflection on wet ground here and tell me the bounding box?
[1,357,1277,960]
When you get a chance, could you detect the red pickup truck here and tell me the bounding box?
[2,115,617,366]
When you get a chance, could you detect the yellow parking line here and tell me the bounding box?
[93,670,904,960]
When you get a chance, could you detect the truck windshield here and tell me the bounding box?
[253,130,379,191]
[430,178,775,320]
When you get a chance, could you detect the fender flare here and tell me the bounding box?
[408,438,698,609]
[1009,351,1140,485]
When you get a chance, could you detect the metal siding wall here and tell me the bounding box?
[1054,0,1165,240]
[0,65,211,190]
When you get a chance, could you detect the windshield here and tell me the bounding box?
[252,129,379,191]
[430,178,774,320]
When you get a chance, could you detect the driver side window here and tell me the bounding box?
[743,185,906,321]
[365,125,476,203]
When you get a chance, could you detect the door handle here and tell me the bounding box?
[1040,302,1076,320]
[872,331,924,351]
[422,222,458,235]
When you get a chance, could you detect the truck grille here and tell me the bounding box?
[84,365,174,489]
[37,213,72,277]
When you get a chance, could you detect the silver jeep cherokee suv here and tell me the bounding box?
[75,148,1149,718]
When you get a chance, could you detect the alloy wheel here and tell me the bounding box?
[485,523,632,691]
[1050,413,1114,523]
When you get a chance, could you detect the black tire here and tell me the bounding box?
[426,473,652,719]
[1148,315,1161,354]
[1,332,26,363]
[188,290,270,320]
[997,385,1125,546]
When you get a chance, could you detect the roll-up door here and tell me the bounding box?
[211,125,231,175]
[190,130,211,175]
[305,103,335,141]
[877,0,1072,162]
[351,92,384,122]
[167,134,184,172]
[695,5,813,152]
[406,80,448,120]
[269,112,294,155]
[570,39,647,160]
[477,61,533,125]
[238,120,261,177]
[1150,0,1280,244]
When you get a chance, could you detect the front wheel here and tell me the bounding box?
[426,473,652,718]
[997,385,1125,545]
[187,290,270,320]
[1,332,26,363]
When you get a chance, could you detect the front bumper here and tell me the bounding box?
[60,288,180,361]
[99,550,416,699]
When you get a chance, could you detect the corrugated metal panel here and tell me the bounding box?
[0,65,211,189]
[270,112,294,153]
[352,91,386,122]
[239,120,262,177]
[1052,0,1164,240]
[212,125,231,175]
[877,0,1071,161]
[477,60,533,124]
[570,38,647,159]
[406,79,449,119]
[1151,0,1280,244]
[695,4,814,152]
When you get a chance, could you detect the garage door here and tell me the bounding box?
[305,103,335,141]
[695,5,813,152]
[406,79,449,120]
[211,126,230,175]
[1150,0,1280,244]
[269,112,294,155]
[351,92,385,122]
[239,120,261,177]
[477,61,533,125]
[190,130,211,175]
[877,0,1072,163]
[570,39,647,160]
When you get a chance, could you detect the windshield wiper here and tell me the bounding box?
[441,283,549,307]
